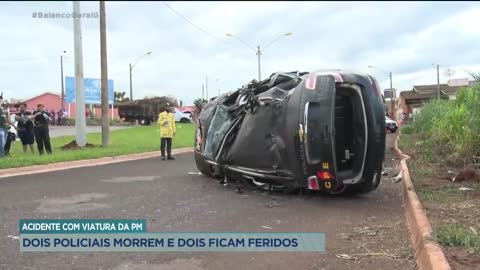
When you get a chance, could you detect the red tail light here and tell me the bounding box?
[316,171,334,181]
[307,176,319,190]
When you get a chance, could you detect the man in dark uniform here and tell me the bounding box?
[15,103,35,154]
[32,104,52,155]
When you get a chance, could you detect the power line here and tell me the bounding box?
[162,2,221,41]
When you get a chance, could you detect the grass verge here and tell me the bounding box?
[1,124,195,169]
[399,122,480,264]
[433,224,479,251]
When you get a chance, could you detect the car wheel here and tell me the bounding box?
[391,128,397,133]
[180,118,190,123]
[334,170,382,196]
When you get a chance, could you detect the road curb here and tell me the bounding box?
[394,133,451,270]
[0,147,194,179]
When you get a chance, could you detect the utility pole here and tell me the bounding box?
[256,45,262,81]
[389,71,394,119]
[437,64,440,99]
[60,53,65,111]
[206,76,209,100]
[389,72,393,90]
[73,1,86,147]
[100,0,109,146]
[129,63,133,101]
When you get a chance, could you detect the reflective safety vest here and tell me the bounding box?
[158,111,176,138]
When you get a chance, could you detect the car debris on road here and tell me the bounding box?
[391,170,403,183]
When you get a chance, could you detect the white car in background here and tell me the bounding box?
[385,116,398,133]
[173,109,192,123]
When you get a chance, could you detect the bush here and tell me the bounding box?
[401,125,415,135]
[87,118,101,126]
[411,83,480,166]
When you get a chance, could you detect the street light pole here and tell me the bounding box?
[389,71,394,118]
[369,65,395,118]
[129,63,133,101]
[389,71,393,90]
[437,64,440,99]
[206,75,209,100]
[256,45,262,81]
[73,1,87,147]
[60,52,65,111]
[129,51,151,101]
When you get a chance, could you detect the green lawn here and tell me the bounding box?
[1,124,195,169]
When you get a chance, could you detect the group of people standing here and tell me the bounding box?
[0,93,52,158]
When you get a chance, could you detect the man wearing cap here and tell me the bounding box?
[15,103,35,154]
[0,92,16,157]
[32,104,52,155]
[157,103,176,160]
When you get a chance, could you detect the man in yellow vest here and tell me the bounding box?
[158,103,176,160]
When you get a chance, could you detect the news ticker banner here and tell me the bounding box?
[19,219,325,252]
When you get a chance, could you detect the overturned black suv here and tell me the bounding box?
[194,71,386,196]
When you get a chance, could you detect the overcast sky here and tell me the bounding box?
[0,1,479,105]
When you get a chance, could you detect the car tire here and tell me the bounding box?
[391,128,397,133]
[335,173,381,196]
[180,118,191,123]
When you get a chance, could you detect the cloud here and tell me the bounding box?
[0,1,478,105]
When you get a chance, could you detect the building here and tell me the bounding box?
[8,91,119,119]
[397,79,474,121]
[175,106,197,114]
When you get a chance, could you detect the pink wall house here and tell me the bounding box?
[10,92,119,119]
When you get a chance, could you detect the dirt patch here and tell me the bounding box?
[60,140,97,150]
[399,132,480,269]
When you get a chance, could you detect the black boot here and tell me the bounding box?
[167,156,175,160]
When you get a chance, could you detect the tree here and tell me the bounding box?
[180,100,183,107]
[194,98,208,113]
[114,91,128,104]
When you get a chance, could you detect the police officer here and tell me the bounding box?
[157,103,176,160]
[15,103,35,154]
[32,104,52,155]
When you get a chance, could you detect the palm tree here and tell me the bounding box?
[114,91,127,104]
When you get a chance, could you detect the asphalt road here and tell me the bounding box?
[0,134,415,270]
